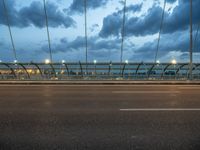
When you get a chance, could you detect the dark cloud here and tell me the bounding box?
[166,0,177,4]
[42,36,121,54]
[119,3,143,14]
[99,3,143,37]
[0,0,21,27]
[68,0,110,14]
[130,30,200,61]
[89,24,99,32]
[39,29,200,62]
[0,0,75,28]
[99,12,122,38]
[100,0,200,38]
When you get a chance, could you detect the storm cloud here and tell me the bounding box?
[131,30,200,62]
[0,0,75,28]
[99,0,200,38]
[68,0,110,14]
[99,3,143,38]
[166,0,177,4]
[42,36,122,54]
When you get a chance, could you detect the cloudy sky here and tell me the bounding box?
[0,0,200,63]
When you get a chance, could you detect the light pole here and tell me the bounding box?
[93,60,97,78]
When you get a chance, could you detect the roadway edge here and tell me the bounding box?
[0,80,200,85]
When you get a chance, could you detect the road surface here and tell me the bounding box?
[0,84,200,150]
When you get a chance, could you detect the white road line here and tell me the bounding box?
[120,108,200,111]
[112,91,180,94]
[178,87,200,89]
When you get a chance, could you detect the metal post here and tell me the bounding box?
[120,0,126,74]
[84,0,88,74]
[189,0,193,80]
[43,0,53,63]
[2,0,17,61]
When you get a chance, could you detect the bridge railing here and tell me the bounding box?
[0,62,200,80]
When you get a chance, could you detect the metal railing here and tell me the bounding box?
[0,62,200,80]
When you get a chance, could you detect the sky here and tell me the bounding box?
[0,0,200,63]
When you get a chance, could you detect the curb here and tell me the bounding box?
[0,80,200,85]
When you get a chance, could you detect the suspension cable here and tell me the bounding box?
[2,0,17,61]
[84,0,88,73]
[120,0,127,66]
[194,23,200,52]
[43,0,53,63]
[154,0,166,63]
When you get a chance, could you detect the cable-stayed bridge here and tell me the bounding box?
[0,0,199,81]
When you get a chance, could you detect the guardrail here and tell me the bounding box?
[0,62,200,80]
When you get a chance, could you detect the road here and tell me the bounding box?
[0,84,200,150]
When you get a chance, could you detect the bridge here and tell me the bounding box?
[1,1,200,150]
[1,0,199,81]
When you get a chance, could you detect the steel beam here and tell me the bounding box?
[63,63,70,76]
[161,64,172,78]
[1,63,17,78]
[79,61,83,77]
[31,63,43,78]
[18,63,31,79]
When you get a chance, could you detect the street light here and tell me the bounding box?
[45,59,50,64]
[61,60,65,64]
[171,59,177,65]
[156,60,160,64]
[14,60,18,63]
[125,60,129,64]
[93,60,97,77]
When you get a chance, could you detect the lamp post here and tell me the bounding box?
[14,60,18,64]
[93,60,97,78]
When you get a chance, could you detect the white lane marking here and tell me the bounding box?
[120,108,200,111]
[112,91,180,94]
[178,87,200,90]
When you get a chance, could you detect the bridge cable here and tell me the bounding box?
[194,23,200,52]
[43,0,53,63]
[120,0,127,69]
[84,0,88,73]
[2,0,17,61]
[154,0,166,63]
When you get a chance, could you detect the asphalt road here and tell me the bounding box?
[0,84,200,150]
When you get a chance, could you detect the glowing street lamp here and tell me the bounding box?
[171,59,177,65]
[125,60,129,64]
[93,60,97,76]
[61,60,65,64]
[14,60,18,63]
[156,60,160,64]
[45,59,50,64]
